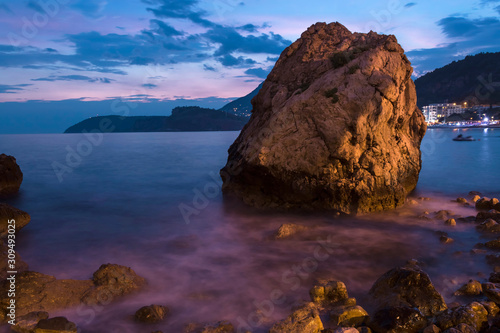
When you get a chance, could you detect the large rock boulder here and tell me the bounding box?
[0,154,23,197]
[369,263,447,316]
[0,240,29,280]
[220,22,426,214]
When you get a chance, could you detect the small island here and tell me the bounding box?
[64,106,248,133]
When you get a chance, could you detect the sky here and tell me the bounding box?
[1,0,500,133]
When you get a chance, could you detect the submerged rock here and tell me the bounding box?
[135,304,169,323]
[0,203,31,237]
[273,223,308,239]
[368,263,447,316]
[0,264,145,321]
[269,302,324,333]
[220,22,426,214]
[11,311,49,333]
[35,316,77,333]
[184,321,235,333]
[0,154,23,197]
[370,306,427,333]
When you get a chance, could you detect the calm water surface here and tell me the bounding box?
[0,128,498,332]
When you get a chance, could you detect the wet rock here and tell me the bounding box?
[482,282,500,303]
[368,263,447,316]
[485,239,500,250]
[419,197,431,201]
[11,311,49,333]
[220,22,426,214]
[134,304,169,323]
[0,271,92,320]
[471,195,481,203]
[269,302,323,333]
[490,272,500,283]
[0,203,31,237]
[35,316,78,332]
[443,324,477,333]
[435,302,488,331]
[0,264,145,321]
[453,280,482,296]
[456,198,468,204]
[476,198,498,211]
[356,327,372,333]
[184,321,236,333]
[309,280,349,306]
[333,328,358,333]
[487,254,500,266]
[82,263,146,305]
[445,218,457,226]
[440,236,454,244]
[330,305,369,327]
[470,248,488,255]
[407,199,419,206]
[273,223,308,239]
[436,210,454,221]
[423,324,441,333]
[370,306,427,333]
[0,240,29,280]
[0,154,23,197]
[477,219,500,232]
[481,301,499,316]
[476,211,500,223]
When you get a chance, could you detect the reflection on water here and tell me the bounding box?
[0,130,498,332]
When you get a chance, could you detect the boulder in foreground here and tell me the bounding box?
[0,154,23,197]
[220,22,426,214]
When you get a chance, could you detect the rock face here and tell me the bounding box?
[0,154,23,197]
[369,263,447,317]
[0,264,145,321]
[269,303,324,333]
[220,22,426,214]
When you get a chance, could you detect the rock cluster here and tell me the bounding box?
[221,22,426,214]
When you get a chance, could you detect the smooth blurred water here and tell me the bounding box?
[0,129,498,332]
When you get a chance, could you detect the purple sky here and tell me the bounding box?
[1,0,500,133]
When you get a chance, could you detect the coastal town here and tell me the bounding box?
[422,102,500,127]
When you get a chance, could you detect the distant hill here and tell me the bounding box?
[219,83,262,118]
[64,106,248,133]
[415,52,500,107]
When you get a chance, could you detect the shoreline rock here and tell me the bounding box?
[220,22,426,214]
[0,203,31,237]
[0,154,23,197]
[0,264,145,322]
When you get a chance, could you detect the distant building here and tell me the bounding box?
[422,103,464,123]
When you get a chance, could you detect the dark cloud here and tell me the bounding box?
[70,0,107,18]
[266,56,279,62]
[437,16,499,37]
[143,0,213,27]
[404,2,417,8]
[203,64,217,71]
[203,26,290,57]
[27,1,44,13]
[150,19,183,37]
[45,48,57,53]
[496,5,500,14]
[130,57,156,65]
[0,84,32,94]
[408,15,500,75]
[244,67,270,79]
[142,83,157,89]
[237,24,259,33]
[32,75,114,83]
[217,55,256,67]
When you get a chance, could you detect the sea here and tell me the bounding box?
[0,128,499,332]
